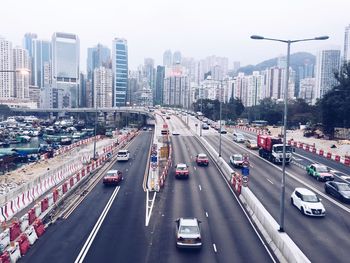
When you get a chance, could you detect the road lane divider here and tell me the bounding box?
[74,186,120,263]
[145,190,156,226]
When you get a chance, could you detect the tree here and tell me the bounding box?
[320,62,350,137]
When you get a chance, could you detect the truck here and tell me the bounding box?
[257,134,292,164]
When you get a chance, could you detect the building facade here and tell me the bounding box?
[112,38,128,106]
[93,66,112,108]
[12,47,30,99]
[315,49,341,102]
[52,32,80,108]
[0,37,13,98]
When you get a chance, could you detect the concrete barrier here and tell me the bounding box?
[195,131,310,263]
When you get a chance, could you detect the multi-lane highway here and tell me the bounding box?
[21,117,276,263]
[180,113,350,263]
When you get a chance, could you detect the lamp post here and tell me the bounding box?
[92,91,99,160]
[200,85,203,137]
[250,34,329,232]
[219,81,223,157]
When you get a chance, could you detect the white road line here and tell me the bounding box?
[213,243,217,253]
[198,185,202,191]
[145,190,157,226]
[205,212,208,218]
[266,178,274,185]
[74,186,120,263]
[194,166,197,171]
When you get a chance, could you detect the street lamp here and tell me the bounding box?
[200,85,203,137]
[251,34,329,232]
[219,81,223,157]
[92,91,99,160]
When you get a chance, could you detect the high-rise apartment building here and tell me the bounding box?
[0,37,13,98]
[112,38,128,106]
[93,66,112,108]
[52,32,80,108]
[12,47,30,99]
[343,24,350,63]
[299,78,316,104]
[163,50,172,67]
[155,66,165,105]
[315,48,340,102]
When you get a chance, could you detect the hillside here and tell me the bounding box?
[238,52,316,74]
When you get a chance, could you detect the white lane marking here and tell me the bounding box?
[266,178,274,185]
[194,166,197,171]
[213,243,217,253]
[198,185,202,191]
[145,190,157,226]
[75,186,120,263]
[205,212,208,218]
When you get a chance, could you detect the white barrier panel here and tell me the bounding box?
[20,214,29,232]
[47,193,54,207]
[8,242,21,263]
[0,229,10,250]
[33,204,41,218]
[25,226,38,245]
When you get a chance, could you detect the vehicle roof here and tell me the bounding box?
[198,153,207,157]
[232,153,243,157]
[295,187,316,195]
[118,149,129,153]
[176,163,187,168]
[311,163,327,168]
[179,218,199,226]
[106,170,120,174]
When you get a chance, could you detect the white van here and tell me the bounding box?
[233,132,245,143]
[117,149,130,161]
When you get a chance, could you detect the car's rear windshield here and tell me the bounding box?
[198,155,207,159]
[317,166,328,172]
[177,166,187,170]
[179,226,199,234]
[234,156,243,161]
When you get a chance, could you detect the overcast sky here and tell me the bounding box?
[1,0,349,71]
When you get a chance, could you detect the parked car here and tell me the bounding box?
[233,132,245,143]
[103,170,123,186]
[196,153,209,166]
[175,218,202,248]
[291,188,326,217]
[325,181,350,203]
[245,139,258,149]
[229,154,243,167]
[117,149,130,162]
[306,164,334,181]
[175,163,189,179]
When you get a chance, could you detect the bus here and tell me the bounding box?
[251,120,268,127]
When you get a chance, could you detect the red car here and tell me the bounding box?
[196,153,209,166]
[175,163,189,179]
[103,170,123,186]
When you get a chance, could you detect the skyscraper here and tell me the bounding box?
[12,47,30,99]
[163,50,172,67]
[23,33,37,85]
[93,66,112,108]
[0,37,13,98]
[32,39,51,88]
[343,24,350,63]
[87,43,111,80]
[155,66,165,105]
[144,58,156,104]
[315,48,340,102]
[112,38,128,106]
[51,32,80,108]
[173,51,182,65]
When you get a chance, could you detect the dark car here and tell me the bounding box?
[325,181,350,203]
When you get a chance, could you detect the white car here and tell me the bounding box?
[116,149,130,161]
[175,218,202,248]
[233,132,245,143]
[291,188,326,217]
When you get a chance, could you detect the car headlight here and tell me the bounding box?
[304,204,310,210]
